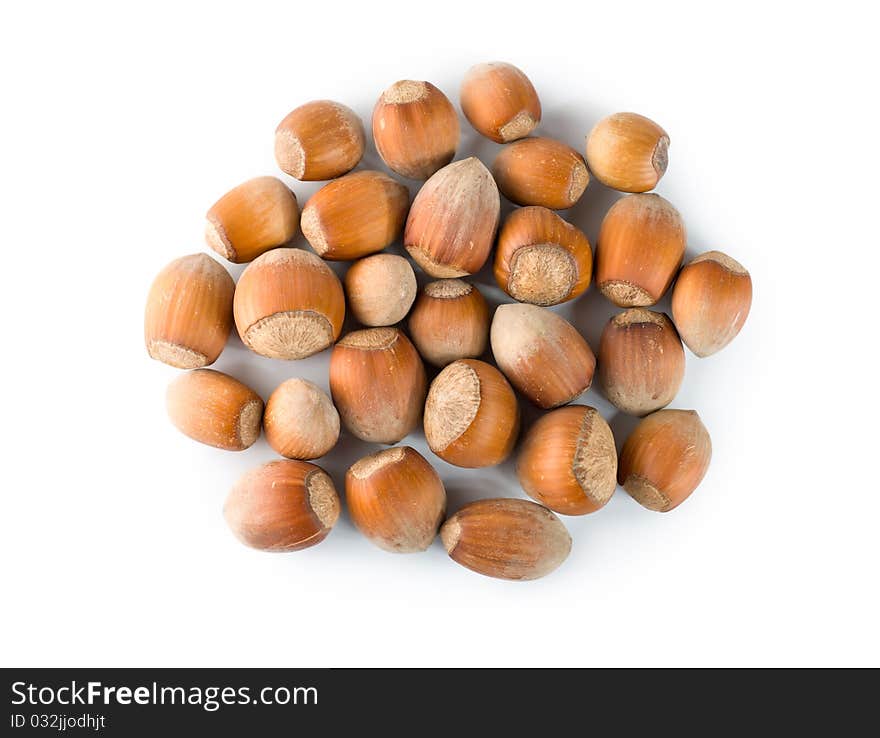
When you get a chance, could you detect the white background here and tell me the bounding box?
[1,1,878,667]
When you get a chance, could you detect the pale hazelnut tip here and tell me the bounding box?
[300,207,328,255]
[623,474,672,512]
[599,280,654,307]
[439,518,461,554]
[204,217,236,262]
[148,340,209,369]
[499,110,538,142]
[307,470,340,529]
[274,130,306,179]
[236,399,263,449]
[243,311,334,360]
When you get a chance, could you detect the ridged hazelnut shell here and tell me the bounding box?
[493,137,589,209]
[301,170,409,261]
[372,80,460,180]
[343,254,417,327]
[144,253,234,369]
[346,446,447,553]
[598,309,685,416]
[517,405,617,515]
[424,359,520,468]
[671,251,752,357]
[460,62,541,143]
[166,369,263,451]
[404,157,500,277]
[618,409,711,512]
[264,378,340,460]
[494,206,592,306]
[224,460,340,551]
[274,100,365,181]
[205,176,299,263]
[329,328,426,444]
[596,193,686,307]
[586,112,669,193]
[408,280,490,367]
[440,498,570,581]
[233,248,345,360]
[490,304,596,409]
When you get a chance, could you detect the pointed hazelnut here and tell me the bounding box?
[493,137,589,209]
[598,309,685,416]
[460,62,541,143]
[224,460,340,551]
[596,193,686,307]
[517,405,617,515]
[205,176,299,263]
[423,359,519,468]
[404,157,500,277]
[144,253,234,369]
[233,248,345,360]
[586,112,669,193]
[372,80,460,179]
[493,206,592,306]
[301,170,409,261]
[274,100,365,181]
[346,446,446,553]
[408,280,490,367]
[618,409,712,512]
[440,499,570,580]
[490,304,595,409]
[329,328,426,444]
[671,251,752,357]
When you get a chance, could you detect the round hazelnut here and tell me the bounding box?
[424,359,519,468]
[372,80,460,180]
[274,100,365,181]
[144,253,234,369]
[460,62,541,143]
[343,254,417,327]
[224,460,341,551]
[346,446,446,553]
[440,499,570,581]
[598,309,685,416]
[618,409,712,513]
[517,405,617,515]
[493,206,592,306]
[492,137,589,210]
[264,378,340,460]
[233,248,345,360]
[329,328,426,444]
[586,112,669,193]
[300,170,409,261]
[205,176,299,264]
[408,279,490,367]
[595,193,686,307]
[671,251,752,357]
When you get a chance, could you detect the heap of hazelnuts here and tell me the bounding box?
[145,62,752,581]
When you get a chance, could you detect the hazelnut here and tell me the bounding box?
[345,446,446,553]
[490,304,596,409]
[598,309,685,416]
[274,100,365,181]
[492,137,589,209]
[408,280,489,367]
[300,170,409,261]
[618,409,712,512]
[423,359,519,468]
[517,405,617,515]
[596,193,686,307]
[460,62,541,143]
[585,112,669,193]
[166,369,263,451]
[144,253,234,369]
[205,176,299,264]
[329,328,426,444]
[671,251,753,357]
[404,157,500,278]
[264,378,340,460]
[343,254,417,327]
[493,206,592,306]
[440,499,570,580]
[224,460,340,551]
[372,80,460,180]
[233,248,345,360]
